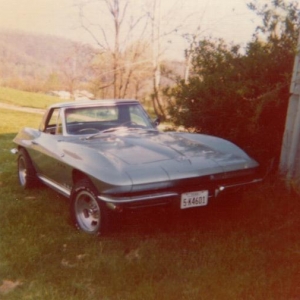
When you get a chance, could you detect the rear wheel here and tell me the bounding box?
[17,148,37,189]
[70,179,109,235]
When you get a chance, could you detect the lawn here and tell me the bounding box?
[0,101,300,299]
[0,87,63,109]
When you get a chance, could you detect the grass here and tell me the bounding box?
[1,92,300,299]
[0,87,63,108]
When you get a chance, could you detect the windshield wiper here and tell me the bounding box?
[84,126,125,140]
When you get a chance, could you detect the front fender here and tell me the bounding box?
[175,132,255,162]
[59,142,133,193]
[13,127,41,148]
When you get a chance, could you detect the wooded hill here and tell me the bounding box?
[0,30,96,93]
[0,30,183,99]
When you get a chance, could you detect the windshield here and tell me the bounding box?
[65,103,155,135]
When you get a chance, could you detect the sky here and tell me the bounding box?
[0,0,261,59]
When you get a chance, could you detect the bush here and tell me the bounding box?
[165,1,299,171]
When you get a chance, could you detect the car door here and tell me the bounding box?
[29,108,72,187]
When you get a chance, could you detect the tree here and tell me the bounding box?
[76,0,149,99]
[76,0,200,115]
[166,0,299,169]
[146,0,199,119]
[60,43,95,98]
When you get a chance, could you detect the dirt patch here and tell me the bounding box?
[0,280,22,295]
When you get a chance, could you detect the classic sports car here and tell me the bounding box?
[12,100,261,235]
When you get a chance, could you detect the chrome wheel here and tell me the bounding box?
[71,179,111,235]
[17,149,37,189]
[74,190,101,233]
[18,156,27,187]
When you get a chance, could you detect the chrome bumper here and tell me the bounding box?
[215,178,263,196]
[98,177,263,206]
[98,192,178,204]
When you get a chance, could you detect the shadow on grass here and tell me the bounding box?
[0,132,18,141]
[110,193,244,237]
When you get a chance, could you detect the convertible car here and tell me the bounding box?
[12,100,262,235]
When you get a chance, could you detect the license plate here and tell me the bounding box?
[180,190,208,209]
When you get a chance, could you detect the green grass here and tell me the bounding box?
[1,91,300,299]
[0,86,63,108]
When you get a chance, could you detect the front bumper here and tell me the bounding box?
[98,175,263,210]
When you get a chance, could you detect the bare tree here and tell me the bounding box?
[74,0,206,116]
[60,42,95,98]
[150,0,164,118]
[76,0,150,99]
[146,0,198,119]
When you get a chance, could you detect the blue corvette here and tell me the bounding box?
[12,100,262,235]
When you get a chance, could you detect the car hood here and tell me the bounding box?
[102,131,214,164]
[66,130,258,185]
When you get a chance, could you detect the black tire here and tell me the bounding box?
[70,179,110,235]
[17,148,38,189]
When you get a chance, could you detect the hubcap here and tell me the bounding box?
[75,191,100,233]
[18,158,27,186]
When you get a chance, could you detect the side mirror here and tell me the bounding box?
[153,117,160,127]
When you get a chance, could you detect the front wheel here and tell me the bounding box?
[17,148,37,189]
[70,179,109,235]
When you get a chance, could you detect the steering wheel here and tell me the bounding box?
[78,128,100,134]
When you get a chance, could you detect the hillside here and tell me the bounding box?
[0,30,184,99]
[0,30,94,92]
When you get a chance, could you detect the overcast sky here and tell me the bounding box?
[0,0,261,59]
